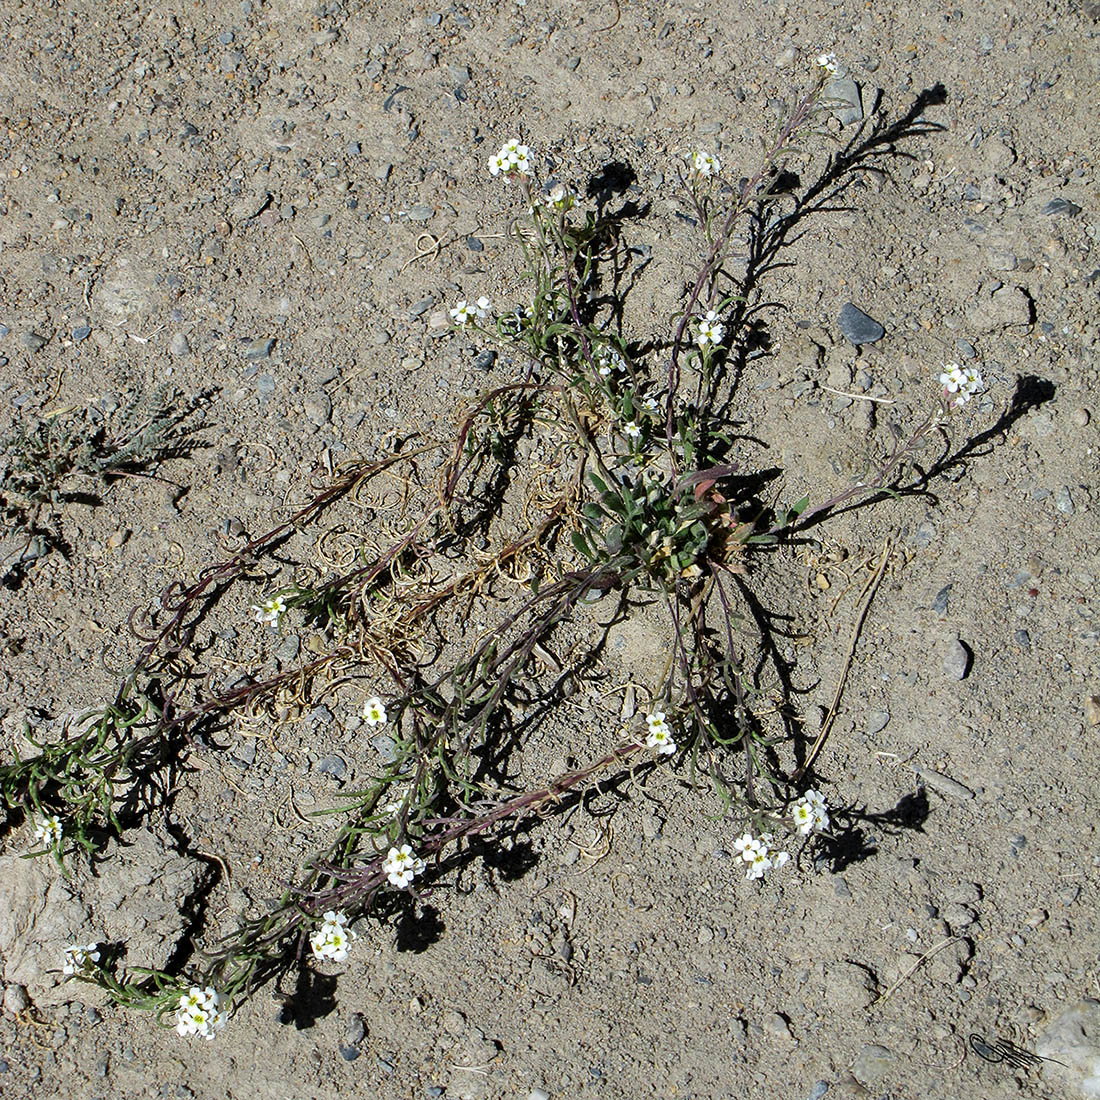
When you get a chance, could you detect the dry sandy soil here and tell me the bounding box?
[0,1,1098,1098]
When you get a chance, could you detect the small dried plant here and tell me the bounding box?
[0,385,208,581]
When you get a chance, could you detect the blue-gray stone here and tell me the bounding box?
[73,325,91,342]
[826,78,863,125]
[244,337,275,360]
[807,1082,829,1100]
[316,754,347,780]
[837,303,885,346]
[931,583,952,615]
[465,235,484,252]
[1043,197,1081,217]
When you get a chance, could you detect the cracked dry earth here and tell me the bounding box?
[1,1,1099,1099]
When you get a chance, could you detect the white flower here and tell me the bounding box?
[791,789,830,834]
[474,296,491,319]
[491,139,533,179]
[746,847,773,880]
[62,942,101,977]
[772,850,791,869]
[310,910,357,963]
[792,802,815,835]
[362,696,388,726]
[34,814,63,847]
[691,150,721,177]
[642,396,660,412]
[816,52,839,74]
[645,713,676,755]
[622,421,642,442]
[176,986,228,1041]
[383,843,425,888]
[594,345,625,378]
[940,362,984,406]
[450,300,476,326]
[695,310,725,348]
[251,595,286,627]
[733,832,762,862]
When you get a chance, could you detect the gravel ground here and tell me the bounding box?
[1,1,1098,1098]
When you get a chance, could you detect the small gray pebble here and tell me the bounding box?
[1042,197,1081,217]
[311,212,331,229]
[942,902,978,929]
[2,984,29,1014]
[943,638,971,679]
[316,755,347,780]
[408,204,434,222]
[345,1014,366,1045]
[836,303,885,346]
[807,1083,829,1100]
[472,350,496,371]
[1014,629,1031,649]
[1055,486,1075,515]
[256,374,276,395]
[230,740,257,769]
[244,337,275,361]
[529,1090,551,1100]
[426,1089,445,1099]
[865,709,890,735]
[0,324,9,337]
[564,55,581,71]
[21,331,48,352]
[441,1008,467,1036]
[853,1044,895,1086]
[409,297,434,318]
[465,234,484,252]
[338,1043,360,1062]
[930,583,952,616]
[763,1013,794,1040]
[169,332,191,357]
[304,392,332,426]
[826,77,863,125]
[72,325,91,342]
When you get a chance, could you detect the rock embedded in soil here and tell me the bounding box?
[965,284,1032,332]
[836,303,885,346]
[315,754,348,780]
[244,337,276,361]
[943,638,972,679]
[1036,999,1100,1098]
[852,1044,895,1086]
[168,331,191,356]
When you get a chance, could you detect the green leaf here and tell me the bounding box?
[572,531,593,559]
